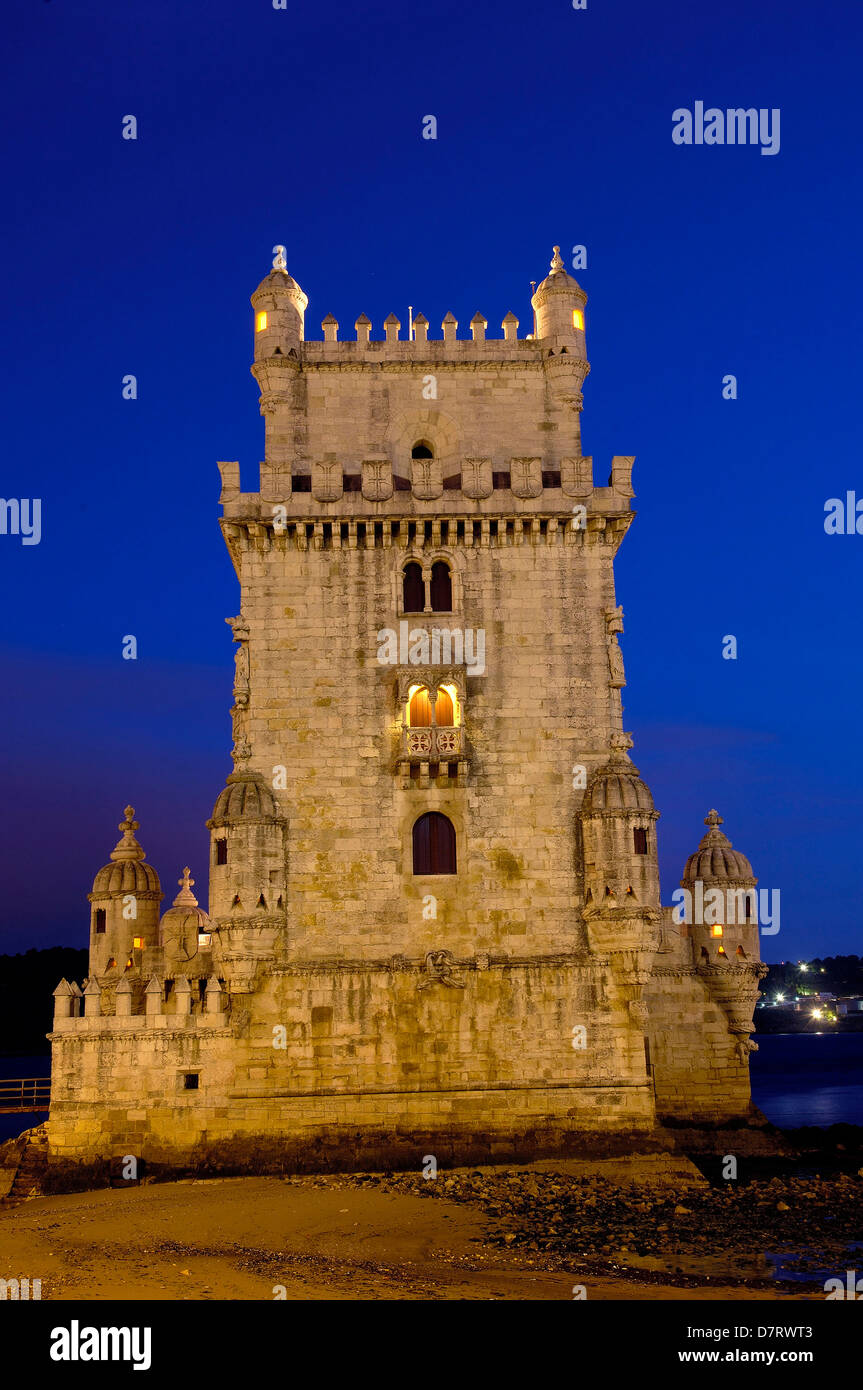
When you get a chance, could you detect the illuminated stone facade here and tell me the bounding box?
[47,249,767,1173]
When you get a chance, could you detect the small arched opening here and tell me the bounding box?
[402,561,425,613]
[412,812,457,875]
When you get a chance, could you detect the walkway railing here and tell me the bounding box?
[0,1079,50,1113]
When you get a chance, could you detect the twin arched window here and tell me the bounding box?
[412,812,456,874]
[408,685,456,727]
[402,560,452,613]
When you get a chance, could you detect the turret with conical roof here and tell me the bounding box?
[87,806,163,976]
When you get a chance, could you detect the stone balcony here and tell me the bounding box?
[402,726,462,760]
[398,726,470,785]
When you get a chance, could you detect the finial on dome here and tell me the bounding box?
[705,809,724,829]
[550,246,565,273]
[272,244,287,272]
[172,867,199,908]
[110,806,146,862]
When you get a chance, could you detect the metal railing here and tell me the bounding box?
[0,1079,50,1113]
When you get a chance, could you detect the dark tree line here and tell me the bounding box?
[0,947,89,1056]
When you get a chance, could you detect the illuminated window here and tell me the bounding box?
[711,924,723,938]
[256,311,267,332]
[572,309,584,330]
[435,687,454,726]
[132,936,144,949]
[198,933,211,948]
[408,687,433,727]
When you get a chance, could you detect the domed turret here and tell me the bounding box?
[158,867,213,970]
[87,807,163,976]
[683,808,755,888]
[682,811,765,1062]
[206,769,286,923]
[250,246,308,362]
[531,246,588,346]
[682,810,759,966]
[579,751,660,960]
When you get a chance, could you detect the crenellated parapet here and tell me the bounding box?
[51,972,227,1033]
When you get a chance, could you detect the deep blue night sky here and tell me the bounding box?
[1,0,860,959]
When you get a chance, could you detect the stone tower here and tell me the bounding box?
[46,247,768,1173]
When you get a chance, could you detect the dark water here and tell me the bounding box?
[0,1054,50,1144]
[750,1033,863,1128]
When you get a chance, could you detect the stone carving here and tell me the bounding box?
[313,460,342,502]
[417,949,465,990]
[510,457,542,499]
[362,459,393,501]
[604,606,626,689]
[411,458,442,500]
[462,458,492,499]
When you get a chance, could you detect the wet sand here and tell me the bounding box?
[0,1174,822,1301]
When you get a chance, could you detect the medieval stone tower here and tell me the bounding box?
[46,248,768,1173]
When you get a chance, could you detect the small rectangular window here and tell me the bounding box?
[542,470,562,488]
[572,309,584,330]
[94,908,106,934]
[492,471,511,489]
[343,473,362,492]
[132,936,144,950]
[633,827,648,855]
[215,840,227,865]
[291,474,311,492]
[183,1073,200,1090]
[256,312,267,332]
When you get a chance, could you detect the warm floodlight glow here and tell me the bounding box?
[256,311,267,332]
[711,924,723,937]
[572,309,584,329]
[132,936,144,949]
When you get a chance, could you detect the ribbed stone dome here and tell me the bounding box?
[208,771,281,827]
[90,806,161,898]
[682,810,755,886]
[92,859,161,895]
[252,267,305,299]
[533,246,584,298]
[583,760,655,814]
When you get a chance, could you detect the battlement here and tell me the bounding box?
[51,974,226,1032]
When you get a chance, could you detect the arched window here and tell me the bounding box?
[402,561,424,613]
[412,440,434,459]
[412,812,457,875]
[430,560,452,612]
[434,687,454,725]
[408,687,433,726]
